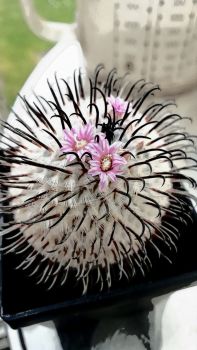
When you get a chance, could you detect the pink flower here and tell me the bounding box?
[88,137,127,191]
[107,95,128,117]
[61,123,94,161]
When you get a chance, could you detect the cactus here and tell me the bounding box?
[0,67,196,293]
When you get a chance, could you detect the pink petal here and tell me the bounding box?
[113,158,127,167]
[109,141,122,154]
[77,129,84,139]
[61,143,75,151]
[80,123,94,141]
[89,160,100,167]
[112,166,124,174]
[99,172,108,191]
[89,141,101,151]
[63,130,76,146]
[88,168,100,176]
[107,172,116,182]
[102,138,110,154]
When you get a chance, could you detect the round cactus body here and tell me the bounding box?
[0,67,196,292]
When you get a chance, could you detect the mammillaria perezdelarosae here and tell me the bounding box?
[0,66,196,293]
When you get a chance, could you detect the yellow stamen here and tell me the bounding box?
[75,139,88,151]
[101,154,113,171]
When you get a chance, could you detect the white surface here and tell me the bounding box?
[7,326,22,350]
[12,38,84,101]
[161,287,197,350]
[7,321,63,350]
[22,322,63,350]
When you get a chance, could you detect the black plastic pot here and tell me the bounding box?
[1,196,197,329]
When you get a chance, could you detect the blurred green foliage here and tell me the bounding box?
[0,0,75,107]
[34,0,75,23]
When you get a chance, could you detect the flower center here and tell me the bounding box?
[75,139,88,151]
[101,154,113,172]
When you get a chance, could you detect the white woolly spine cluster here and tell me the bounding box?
[0,67,196,293]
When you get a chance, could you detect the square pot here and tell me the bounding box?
[1,197,197,329]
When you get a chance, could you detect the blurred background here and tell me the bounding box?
[1,0,197,122]
[0,0,75,111]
